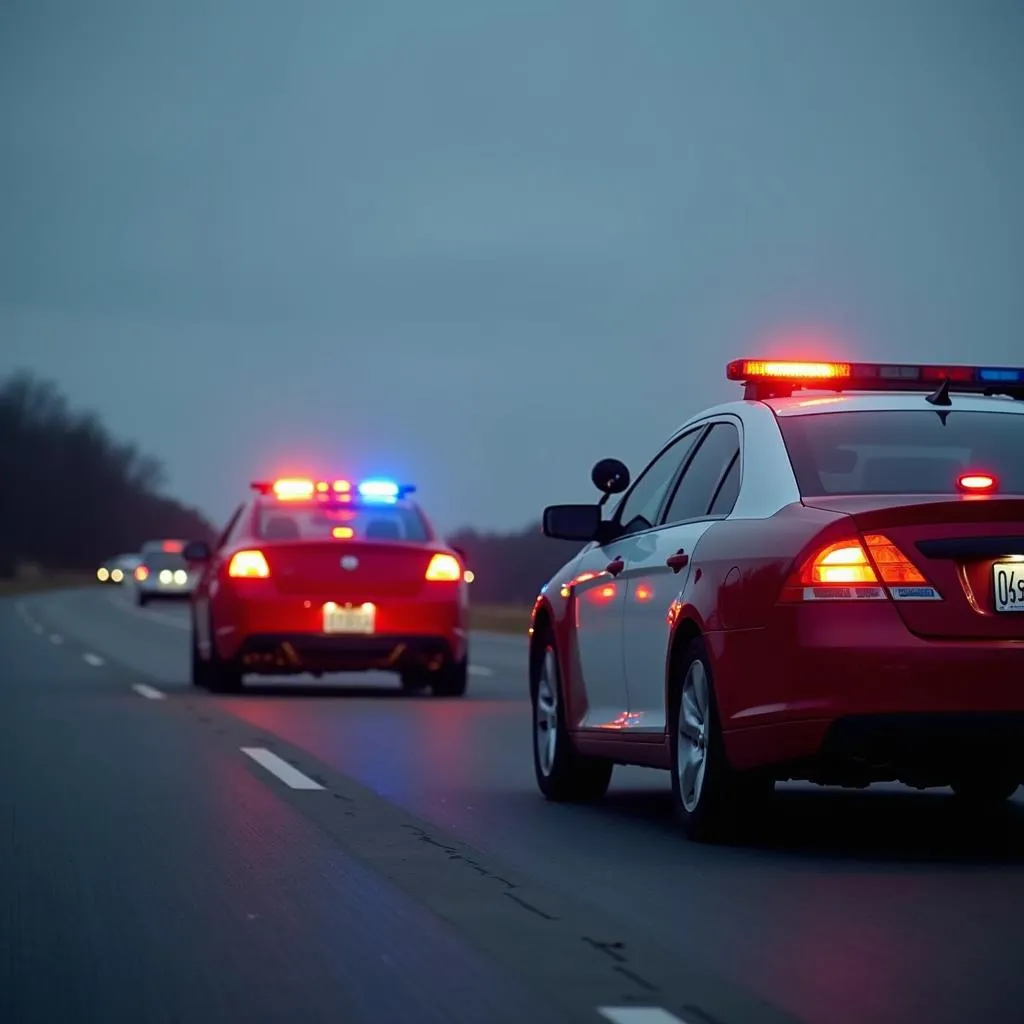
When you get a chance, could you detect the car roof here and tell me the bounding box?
[671,390,1024,433]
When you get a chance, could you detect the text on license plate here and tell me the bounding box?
[992,562,1024,613]
[322,601,376,634]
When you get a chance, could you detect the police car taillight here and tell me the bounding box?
[780,533,936,603]
[425,553,461,581]
[228,550,270,578]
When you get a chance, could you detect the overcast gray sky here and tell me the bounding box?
[2,0,1023,533]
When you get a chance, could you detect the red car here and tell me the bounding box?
[532,358,1024,841]
[183,477,469,696]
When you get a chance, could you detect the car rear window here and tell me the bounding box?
[256,502,430,543]
[140,551,187,569]
[778,409,1024,496]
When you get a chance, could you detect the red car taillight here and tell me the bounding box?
[780,533,932,602]
[134,565,149,581]
[425,552,461,581]
[228,549,270,578]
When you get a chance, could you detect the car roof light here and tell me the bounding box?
[727,358,1024,401]
[162,539,184,552]
[252,477,417,501]
[957,472,996,493]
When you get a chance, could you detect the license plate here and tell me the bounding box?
[992,562,1024,613]
[322,602,376,634]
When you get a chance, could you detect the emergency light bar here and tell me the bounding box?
[250,477,416,502]
[727,359,1024,401]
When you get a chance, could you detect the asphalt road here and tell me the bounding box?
[3,587,1024,1024]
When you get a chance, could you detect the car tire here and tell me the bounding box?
[669,636,773,843]
[430,657,468,697]
[951,774,1019,807]
[136,592,149,607]
[189,612,209,689]
[530,628,613,802]
[197,610,243,694]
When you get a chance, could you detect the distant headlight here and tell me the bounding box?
[173,569,187,585]
[111,568,124,582]
[159,570,173,584]
[97,567,110,581]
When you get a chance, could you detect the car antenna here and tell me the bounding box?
[924,377,952,407]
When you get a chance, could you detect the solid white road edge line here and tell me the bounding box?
[82,653,105,667]
[132,683,166,700]
[241,747,324,790]
[598,1009,693,1024]
[49,634,63,644]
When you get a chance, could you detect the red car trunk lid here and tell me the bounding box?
[803,495,1024,639]
[262,541,433,599]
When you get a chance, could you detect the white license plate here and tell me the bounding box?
[322,602,376,634]
[992,562,1024,612]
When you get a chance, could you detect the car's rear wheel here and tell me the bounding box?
[430,657,468,697]
[530,629,613,802]
[669,636,773,843]
[193,609,243,694]
[136,591,149,607]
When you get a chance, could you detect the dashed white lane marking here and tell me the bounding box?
[49,634,63,645]
[468,665,494,677]
[598,1009,693,1024]
[82,653,105,667]
[241,747,324,790]
[132,683,166,700]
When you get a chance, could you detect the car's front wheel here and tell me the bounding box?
[669,636,773,843]
[531,628,613,802]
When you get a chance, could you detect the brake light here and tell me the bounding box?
[781,533,936,602]
[134,565,149,582]
[957,472,996,493]
[425,552,462,581]
[228,549,270,578]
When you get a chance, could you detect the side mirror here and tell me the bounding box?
[542,504,603,541]
[182,540,211,562]
[591,458,630,495]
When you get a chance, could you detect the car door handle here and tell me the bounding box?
[666,549,689,573]
[605,556,625,576]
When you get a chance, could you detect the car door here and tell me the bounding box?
[193,504,244,656]
[620,420,743,731]
[574,430,705,728]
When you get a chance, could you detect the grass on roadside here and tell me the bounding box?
[469,603,533,634]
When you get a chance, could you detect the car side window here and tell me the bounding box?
[614,428,705,536]
[708,451,741,516]
[662,422,741,525]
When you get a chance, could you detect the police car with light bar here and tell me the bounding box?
[181,476,471,696]
[532,357,1024,842]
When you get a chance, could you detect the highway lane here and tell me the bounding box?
[0,595,588,1024]
[10,587,1024,1024]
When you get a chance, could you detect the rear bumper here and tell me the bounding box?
[212,586,466,670]
[710,603,1024,779]
[236,632,460,675]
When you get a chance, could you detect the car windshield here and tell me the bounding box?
[778,409,1024,496]
[255,501,430,542]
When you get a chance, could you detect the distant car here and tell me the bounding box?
[133,540,196,605]
[183,477,470,695]
[532,357,1024,842]
[96,553,137,585]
